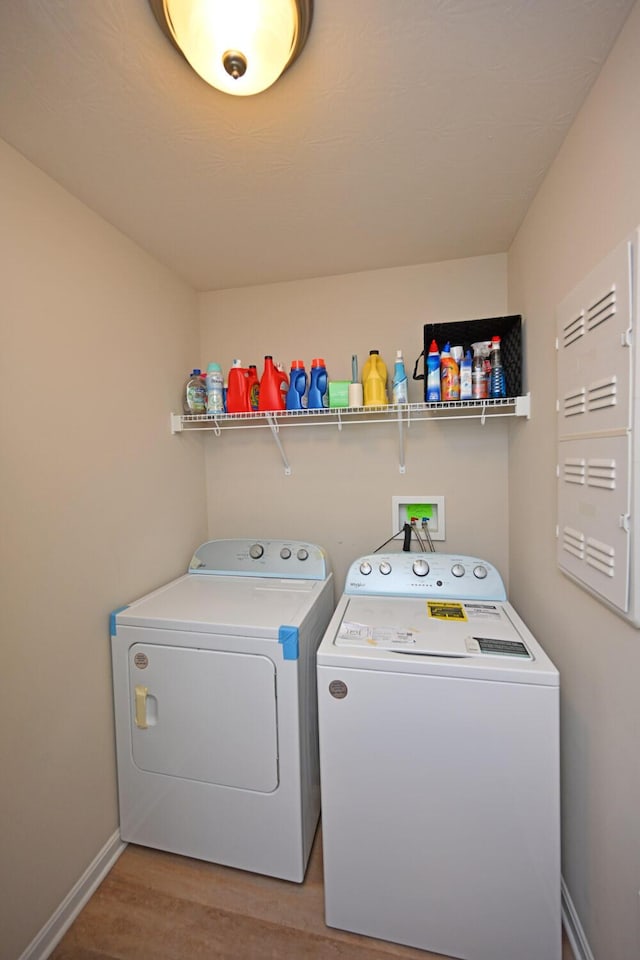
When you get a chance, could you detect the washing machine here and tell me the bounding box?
[317,552,561,960]
[111,538,333,882]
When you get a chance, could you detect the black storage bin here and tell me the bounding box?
[413,314,522,400]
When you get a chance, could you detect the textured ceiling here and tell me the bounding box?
[0,1,634,291]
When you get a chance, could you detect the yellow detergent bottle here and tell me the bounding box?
[362,350,388,406]
[362,350,389,407]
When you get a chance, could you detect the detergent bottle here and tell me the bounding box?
[426,340,441,402]
[363,351,388,406]
[489,336,507,399]
[307,358,328,409]
[286,360,308,410]
[362,350,388,402]
[226,360,250,413]
[440,342,460,401]
[258,355,288,412]
[247,365,260,411]
[183,368,207,415]
[205,362,225,414]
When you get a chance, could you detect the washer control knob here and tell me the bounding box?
[280,547,291,560]
[473,564,488,579]
[412,558,430,577]
[359,561,372,575]
[451,563,465,578]
[249,543,264,559]
[297,548,309,561]
[379,561,392,576]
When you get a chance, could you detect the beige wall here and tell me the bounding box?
[199,255,511,589]
[0,140,208,960]
[508,4,640,958]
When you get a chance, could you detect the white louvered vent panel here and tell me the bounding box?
[587,459,616,490]
[563,389,586,417]
[563,459,585,484]
[556,231,636,623]
[587,376,617,412]
[561,526,585,560]
[562,312,585,347]
[585,537,615,577]
[586,288,616,331]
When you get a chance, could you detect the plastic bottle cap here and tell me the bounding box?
[291,359,305,369]
[491,336,501,344]
[429,340,439,353]
[312,358,326,367]
[369,349,380,355]
[207,362,221,372]
[191,369,201,375]
[396,350,403,360]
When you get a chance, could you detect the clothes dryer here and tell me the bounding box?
[317,552,560,960]
[111,538,333,882]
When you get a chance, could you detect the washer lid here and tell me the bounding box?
[116,572,327,637]
[318,595,558,685]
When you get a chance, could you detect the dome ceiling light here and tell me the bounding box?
[148,0,313,97]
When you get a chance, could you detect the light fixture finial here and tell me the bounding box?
[149,0,313,97]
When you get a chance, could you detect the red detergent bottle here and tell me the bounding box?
[226,359,250,413]
[247,365,260,411]
[258,355,288,412]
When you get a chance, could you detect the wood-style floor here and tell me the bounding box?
[50,827,575,960]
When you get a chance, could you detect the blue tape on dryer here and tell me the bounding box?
[279,625,300,660]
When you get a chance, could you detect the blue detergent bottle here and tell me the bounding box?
[307,358,328,409]
[286,360,307,410]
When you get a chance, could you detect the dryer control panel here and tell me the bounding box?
[344,553,506,601]
[189,538,331,581]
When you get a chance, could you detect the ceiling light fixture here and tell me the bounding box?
[148,0,313,97]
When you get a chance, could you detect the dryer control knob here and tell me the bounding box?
[249,543,264,559]
[379,561,392,575]
[473,564,488,579]
[412,559,430,577]
[451,563,465,578]
[280,547,291,559]
[359,561,372,575]
[297,548,309,561]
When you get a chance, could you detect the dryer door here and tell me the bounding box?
[128,643,278,792]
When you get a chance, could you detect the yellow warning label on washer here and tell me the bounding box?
[427,601,467,621]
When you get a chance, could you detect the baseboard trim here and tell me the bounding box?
[562,876,595,960]
[18,830,126,960]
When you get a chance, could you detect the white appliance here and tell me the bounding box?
[317,552,561,960]
[111,538,334,882]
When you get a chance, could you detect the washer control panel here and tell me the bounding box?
[345,553,506,601]
[189,539,330,580]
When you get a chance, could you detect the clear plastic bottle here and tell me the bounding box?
[460,349,473,401]
[472,346,488,400]
[392,350,408,404]
[489,336,507,399]
[205,362,225,414]
[183,368,207,415]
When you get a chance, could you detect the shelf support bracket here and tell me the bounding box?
[266,415,292,476]
[170,413,183,434]
[397,413,406,474]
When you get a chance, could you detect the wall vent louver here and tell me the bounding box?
[587,376,617,411]
[562,526,585,560]
[563,458,586,484]
[563,388,586,417]
[586,459,616,490]
[586,288,616,331]
[562,312,585,347]
[585,537,615,577]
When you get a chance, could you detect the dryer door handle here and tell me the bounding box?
[134,685,149,729]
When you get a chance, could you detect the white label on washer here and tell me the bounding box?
[463,603,501,620]
[337,620,416,645]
